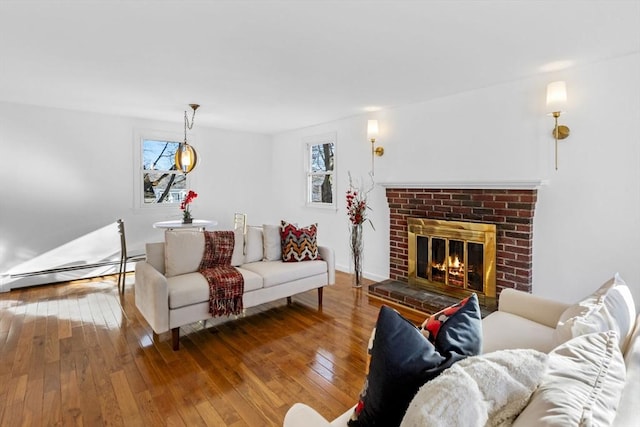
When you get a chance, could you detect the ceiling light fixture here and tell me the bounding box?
[546,82,570,170]
[175,103,200,174]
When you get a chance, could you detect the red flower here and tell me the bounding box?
[180,189,198,211]
[346,178,372,226]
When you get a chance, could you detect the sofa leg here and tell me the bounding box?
[287,296,292,305]
[318,287,323,307]
[172,327,180,351]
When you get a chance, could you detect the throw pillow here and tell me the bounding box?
[244,226,264,263]
[401,349,548,427]
[433,293,482,358]
[554,273,636,351]
[164,230,204,277]
[262,224,282,261]
[349,296,482,427]
[420,295,471,343]
[513,331,626,427]
[280,220,319,262]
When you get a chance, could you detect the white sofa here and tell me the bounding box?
[284,274,639,427]
[135,226,335,350]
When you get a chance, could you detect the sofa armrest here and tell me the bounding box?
[134,261,170,334]
[318,246,336,285]
[498,288,571,329]
[283,403,333,427]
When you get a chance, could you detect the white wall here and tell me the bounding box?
[0,102,273,289]
[271,53,640,308]
[2,54,638,308]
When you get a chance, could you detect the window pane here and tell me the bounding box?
[142,139,185,205]
[310,142,334,173]
[143,139,180,171]
[143,171,186,204]
[309,174,333,203]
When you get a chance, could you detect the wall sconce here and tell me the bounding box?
[546,81,570,170]
[175,103,200,174]
[368,119,384,174]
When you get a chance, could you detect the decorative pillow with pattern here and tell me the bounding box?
[420,295,471,343]
[280,220,320,262]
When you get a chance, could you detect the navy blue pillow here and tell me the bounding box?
[349,295,482,427]
[435,293,482,358]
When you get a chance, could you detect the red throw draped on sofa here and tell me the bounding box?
[199,231,244,317]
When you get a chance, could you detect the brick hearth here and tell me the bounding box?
[386,188,538,298]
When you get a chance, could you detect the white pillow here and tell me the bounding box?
[400,349,548,427]
[244,226,264,263]
[262,224,282,261]
[230,227,245,267]
[513,331,626,427]
[554,273,636,351]
[164,230,204,277]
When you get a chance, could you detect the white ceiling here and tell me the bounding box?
[1,1,639,134]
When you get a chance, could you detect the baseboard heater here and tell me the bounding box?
[7,254,146,279]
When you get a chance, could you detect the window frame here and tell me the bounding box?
[133,129,194,212]
[304,132,336,209]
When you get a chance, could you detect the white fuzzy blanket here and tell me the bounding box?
[400,349,549,427]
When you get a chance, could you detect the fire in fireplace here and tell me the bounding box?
[408,218,496,308]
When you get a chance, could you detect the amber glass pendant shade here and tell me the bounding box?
[175,143,198,174]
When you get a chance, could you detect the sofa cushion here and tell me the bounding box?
[145,242,165,274]
[164,230,204,278]
[263,224,282,261]
[281,221,320,262]
[240,259,327,288]
[482,311,556,354]
[230,227,245,267]
[554,273,636,352]
[167,268,263,309]
[401,349,548,427]
[349,297,481,427]
[245,226,264,263]
[613,314,640,426]
[235,267,263,293]
[513,331,626,427]
[168,272,209,309]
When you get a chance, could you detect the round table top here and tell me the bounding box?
[152,219,218,230]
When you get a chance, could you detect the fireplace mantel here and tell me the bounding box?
[378,180,546,190]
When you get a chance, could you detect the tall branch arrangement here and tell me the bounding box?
[346,172,374,287]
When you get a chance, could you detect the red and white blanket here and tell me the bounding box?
[199,231,244,317]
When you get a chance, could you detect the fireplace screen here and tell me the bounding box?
[409,218,496,306]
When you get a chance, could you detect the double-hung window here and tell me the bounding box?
[134,130,191,210]
[305,133,336,208]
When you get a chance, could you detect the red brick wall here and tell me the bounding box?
[387,188,538,295]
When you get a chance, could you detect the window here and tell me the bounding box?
[305,133,336,208]
[133,130,191,209]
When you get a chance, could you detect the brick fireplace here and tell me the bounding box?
[386,187,538,300]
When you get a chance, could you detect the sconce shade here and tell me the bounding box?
[546,81,567,114]
[175,143,198,174]
[367,120,379,141]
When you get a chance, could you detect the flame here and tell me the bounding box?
[432,254,466,276]
[450,255,461,269]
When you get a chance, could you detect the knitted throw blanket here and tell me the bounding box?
[199,231,244,317]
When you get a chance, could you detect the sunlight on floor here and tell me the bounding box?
[1,283,123,328]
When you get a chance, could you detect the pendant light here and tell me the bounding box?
[175,104,199,174]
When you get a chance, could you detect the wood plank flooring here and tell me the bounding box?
[0,272,427,426]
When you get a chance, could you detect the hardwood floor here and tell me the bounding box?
[0,271,427,426]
